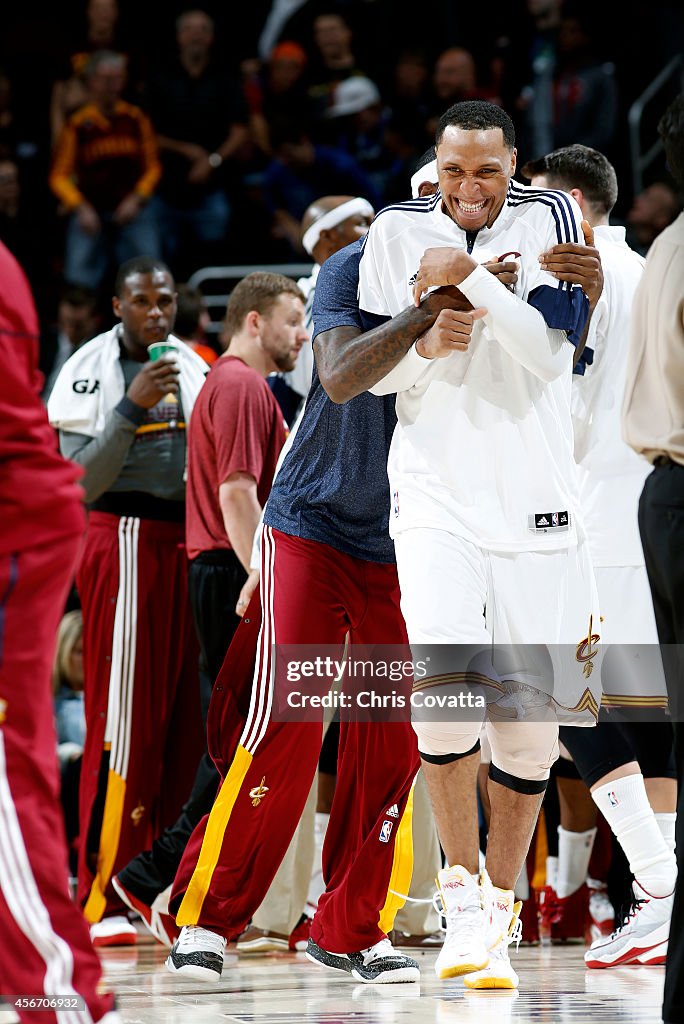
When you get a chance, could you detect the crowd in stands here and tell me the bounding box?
[0,0,681,335]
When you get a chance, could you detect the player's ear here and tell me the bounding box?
[570,187,584,209]
[509,147,517,177]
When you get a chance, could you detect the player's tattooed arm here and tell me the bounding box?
[315,287,468,403]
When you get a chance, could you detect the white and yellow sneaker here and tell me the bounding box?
[434,865,489,979]
[464,879,521,990]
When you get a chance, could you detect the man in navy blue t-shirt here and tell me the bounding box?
[165,186,478,983]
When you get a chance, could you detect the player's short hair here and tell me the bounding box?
[223,272,305,338]
[415,146,436,171]
[521,144,618,216]
[114,257,173,296]
[436,101,515,150]
[174,284,206,337]
[658,94,684,192]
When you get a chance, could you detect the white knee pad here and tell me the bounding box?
[486,719,559,790]
[412,719,482,763]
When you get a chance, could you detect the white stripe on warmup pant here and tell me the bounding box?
[0,732,93,1024]
[107,516,138,780]
[249,525,278,755]
[119,517,138,779]
[242,525,276,755]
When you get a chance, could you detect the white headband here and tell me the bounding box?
[301,197,375,256]
[410,159,438,198]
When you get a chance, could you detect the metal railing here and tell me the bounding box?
[628,55,683,196]
[187,262,314,337]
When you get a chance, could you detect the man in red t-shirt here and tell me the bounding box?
[113,272,307,933]
[0,240,119,1024]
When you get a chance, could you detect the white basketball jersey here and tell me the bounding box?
[358,183,587,552]
[572,225,649,566]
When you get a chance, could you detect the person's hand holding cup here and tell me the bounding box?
[126,342,180,409]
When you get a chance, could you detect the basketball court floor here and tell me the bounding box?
[42,927,664,1024]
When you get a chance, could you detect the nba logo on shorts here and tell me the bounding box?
[393,490,400,517]
[379,819,393,843]
[552,512,559,527]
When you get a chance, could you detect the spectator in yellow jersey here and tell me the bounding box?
[50,50,161,294]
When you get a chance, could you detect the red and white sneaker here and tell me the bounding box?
[584,882,672,969]
[587,880,614,943]
[518,895,539,945]
[90,915,137,947]
[537,883,589,944]
[289,914,312,951]
[111,876,179,947]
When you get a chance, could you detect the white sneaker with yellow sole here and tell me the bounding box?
[434,865,489,980]
[464,879,521,990]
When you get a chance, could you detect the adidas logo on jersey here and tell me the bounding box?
[408,271,418,286]
[529,510,570,533]
[386,804,400,818]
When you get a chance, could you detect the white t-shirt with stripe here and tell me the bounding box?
[572,225,649,567]
[359,182,589,552]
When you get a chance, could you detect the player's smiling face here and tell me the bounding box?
[437,126,516,231]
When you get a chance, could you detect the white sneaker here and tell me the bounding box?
[434,865,489,979]
[584,882,672,968]
[587,879,615,943]
[166,925,227,981]
[90,915,137,947]
[464,880,521,990]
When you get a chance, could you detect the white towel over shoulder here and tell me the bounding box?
[48,325,208,437]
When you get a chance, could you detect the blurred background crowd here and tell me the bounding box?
[1,0,682,350]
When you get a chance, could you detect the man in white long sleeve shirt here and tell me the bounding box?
[358,100,600,989]
[525,145,676,971]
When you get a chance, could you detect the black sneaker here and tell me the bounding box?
[165,925,226,982]
[307,936,419,984]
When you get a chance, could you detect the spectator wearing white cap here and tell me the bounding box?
[324,76,399,200]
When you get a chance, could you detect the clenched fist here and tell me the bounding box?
[416,307,487,359]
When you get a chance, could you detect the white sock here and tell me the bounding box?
[556,826,596,898]
[655,812,676,855]
[514,861,529,901]
[592,774,676,897]
[546,855,558,891]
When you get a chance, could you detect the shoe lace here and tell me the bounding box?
[179,925,226,956]
[611,893,646,938]
[361,937,394,963]
[432,887,483,938]
[537,886,562,928]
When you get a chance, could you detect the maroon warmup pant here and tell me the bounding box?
[0,532,115,1024]
[171,527,420,953]
[76,512,203,922]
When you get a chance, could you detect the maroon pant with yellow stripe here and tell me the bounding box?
[170,527,420,953]
[77,511,204,921]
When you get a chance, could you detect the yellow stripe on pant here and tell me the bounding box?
[177,744,253,925]
[378,782,415,935]
[83,769,126,923]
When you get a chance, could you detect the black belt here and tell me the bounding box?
[654,455,679,469]
[90,491,185,521]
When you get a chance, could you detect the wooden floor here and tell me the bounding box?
[55,928,666,1024]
